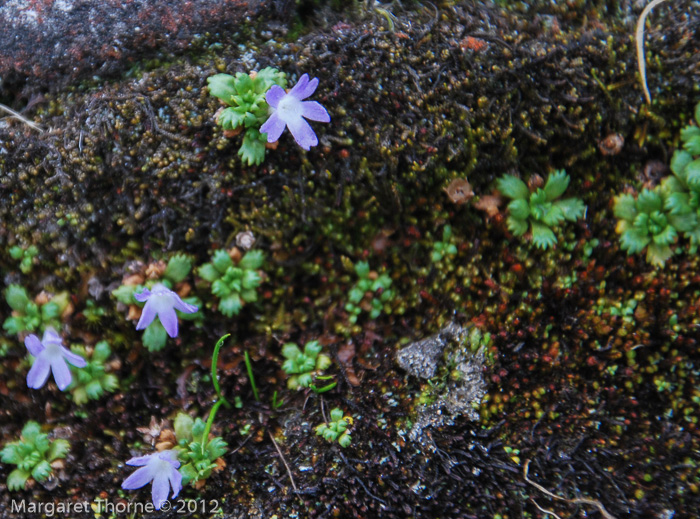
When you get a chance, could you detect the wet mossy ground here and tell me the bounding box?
[1,1,700,518]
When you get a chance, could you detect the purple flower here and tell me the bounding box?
[25,329,87,391]
[135,284,198,338]
[260,73,331,150]
[121,450,182,510]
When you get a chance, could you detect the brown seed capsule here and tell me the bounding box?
[599,133,624,156]
[444,178,474,205]
[528,174,544,190]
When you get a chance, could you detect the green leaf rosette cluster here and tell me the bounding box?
[497,170,586,250]
[208,68,287,166]
[1,422,70,491]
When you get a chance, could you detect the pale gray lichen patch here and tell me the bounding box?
[396,321,463,379]
[396,323,487,447]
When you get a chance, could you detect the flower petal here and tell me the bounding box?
[151,473,170,510]
[134,288,151,303]
[157,305,179,338]
[289,74,318,100]
[50,357,72,391]
[42,328,63,345]
[27,357,51,389]
[171,293,198,314]
[159,450,181,468]
[260,112,287,143]
[301,101,330,122]
[61,346,87,368]
[122,466,153,489]
[265,85,286,109]
[25,335,45,357]
[136,299,157,330]
[287,115,318,150]
[168,467,183,499]
[126,454,155,467]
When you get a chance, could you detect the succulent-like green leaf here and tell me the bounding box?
[241,269,262,290]
[619,228,650,254]
[681,126,700,154]
[205,437,228,459]
[1,444,21,464]
[556,198,586,222]
[178,462,199,487]
[21,422,42,442]
[613,194,638,221]
[142,320,168,352]
[239,250,265,270]
[671,150,693,179]
[218,107,246,130]
[507,199,530,220]
[684,159,700,187]
[330,408,344,422]
[506,215,528,236]
[240,289,258,303]
[254,67,287,93]
[111,284,137,305]
[338,433,352,448]
[197,263,221,283]
[164,254,192,284]
[541,205,565,227]
[282,343,302,361]
[646,243,673,266]
[7,468,30,491]
[30,460,52,482]
[636,189,663,213]
[304,340,322,358]
[175,413,195,442]
[211,250,233,274]
[5,285,30,312]
[211,279,231,298]
[653,225,677,245]
[239,129,267,166]
[207,74,237,103]
[497,175,529,200]
[46,439,70,462]
[669,212,697,233]
[530,222,557,250]
[543,170,570,200]
[354,261,370,278]
[92,341,112,363]
[219,294,242,317]
[192,418,206,439]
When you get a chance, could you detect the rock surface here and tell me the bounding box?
[0,0,265,87]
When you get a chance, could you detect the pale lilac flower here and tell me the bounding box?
[135,284,198,338]
[259,73,331,150]
[25,329,86,391]
[121,450,182,510]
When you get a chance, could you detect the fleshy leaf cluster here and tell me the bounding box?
[660,104,700,247]
[173,413,227,487]
[3,286,69,336]
[67,341,119,405]
[497,170,586,250]
[208,68,287,165]
[111,254,200,352]
[9,245,39,274]
[281,340,332,389]
[431,225,458,262]
[345,261,394,324]
[613,188,692,266]
[198,249,264,317]
[315,408,352,448]
[1,421,70,491]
